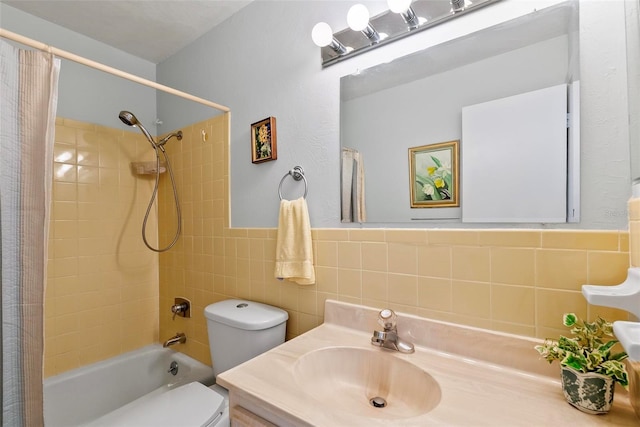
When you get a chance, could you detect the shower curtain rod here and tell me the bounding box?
[0,29,230,113]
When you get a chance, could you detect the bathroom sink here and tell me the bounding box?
[292,346,441,419]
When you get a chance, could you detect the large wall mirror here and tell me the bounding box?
[340,1,631,228]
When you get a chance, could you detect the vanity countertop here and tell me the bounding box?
[217,300,639,426]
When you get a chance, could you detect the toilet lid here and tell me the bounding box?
[89,382,224,427]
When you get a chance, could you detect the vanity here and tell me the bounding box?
[217,300,638,426]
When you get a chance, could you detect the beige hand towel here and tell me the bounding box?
[274,197,315,285]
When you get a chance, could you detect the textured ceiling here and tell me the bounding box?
[3,0,253,63]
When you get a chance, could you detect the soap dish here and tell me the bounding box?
[130,161,166,175]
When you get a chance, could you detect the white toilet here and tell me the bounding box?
[132,299,288,427]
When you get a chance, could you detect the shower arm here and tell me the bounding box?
[157,131,183,148]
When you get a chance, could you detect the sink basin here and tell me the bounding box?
[292,346,441,419]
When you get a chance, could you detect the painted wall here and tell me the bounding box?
[627,0,640,183]
[157,0,630,230]
[0,4,158,133]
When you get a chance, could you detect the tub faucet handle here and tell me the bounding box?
[171,297,191,320]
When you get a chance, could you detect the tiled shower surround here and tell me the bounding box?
[46,117,160,376]
[46,115,635,376]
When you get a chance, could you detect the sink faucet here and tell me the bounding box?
[371,309,414,353]
[163,332,186,348]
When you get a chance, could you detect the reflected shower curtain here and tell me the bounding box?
[341,147,366,223]
[1,40,60,426]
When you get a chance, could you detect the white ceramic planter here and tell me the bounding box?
[561,366,615,414]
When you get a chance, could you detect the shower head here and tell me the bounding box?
[118,110,139,127]
[118,110,157,149]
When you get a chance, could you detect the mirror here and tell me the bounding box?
[340,2,596,225]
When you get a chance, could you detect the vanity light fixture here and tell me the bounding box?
[312,0,499,67]
[387,0,422,29]
[451,0,467,13]
[347,4,383,44]
[311,22,348,55]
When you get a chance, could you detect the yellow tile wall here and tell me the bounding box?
[156,114,633,367]
[45,118,160,377]
[163,226,632,368]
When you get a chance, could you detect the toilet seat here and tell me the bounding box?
[208,383,230,427]
[87,382,225,426]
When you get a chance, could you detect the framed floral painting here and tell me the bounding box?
[251,117,277,163]
[409,140,459,208]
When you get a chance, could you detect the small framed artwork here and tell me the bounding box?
[409,140,459,208]
[251,117,277,163]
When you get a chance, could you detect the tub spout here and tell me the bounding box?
[163,332,186,347]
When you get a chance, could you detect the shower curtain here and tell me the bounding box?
[0,40,60,426]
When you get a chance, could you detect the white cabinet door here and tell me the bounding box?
[461,84,568,223]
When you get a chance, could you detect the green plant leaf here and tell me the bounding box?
[610,351,629,362]
[597,360,629,389]
[561,353,587,372]
[597,340,617,355]
[430,155,442,168]
[587,351,604,370]
[557,336,580,353]
[563,313,577,327]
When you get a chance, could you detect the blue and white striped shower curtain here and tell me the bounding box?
[1,39,60,426]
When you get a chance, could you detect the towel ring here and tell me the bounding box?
[278,166,308,200]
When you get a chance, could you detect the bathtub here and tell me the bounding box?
[44,344,217,427]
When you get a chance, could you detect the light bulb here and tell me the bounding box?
[387,0,412,14]
[311,22,334,47]
[347,4,370,32]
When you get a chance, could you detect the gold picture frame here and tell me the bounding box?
[409,140,459,208]
[251,117,277,163]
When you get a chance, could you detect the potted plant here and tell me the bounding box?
[535,313,629,414]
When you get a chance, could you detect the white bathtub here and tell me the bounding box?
[44,344,217,427]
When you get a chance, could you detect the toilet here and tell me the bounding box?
[133,299,288,427]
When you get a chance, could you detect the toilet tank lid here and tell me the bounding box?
[204,299,288,330]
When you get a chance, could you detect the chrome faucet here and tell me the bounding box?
[371,309,414,353]
[163,332,186,348]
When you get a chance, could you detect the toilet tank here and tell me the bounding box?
[204,299,288,377]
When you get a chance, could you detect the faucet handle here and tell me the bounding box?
[378,309,397,330]
[171,303,188,320]
[171,297,191,320]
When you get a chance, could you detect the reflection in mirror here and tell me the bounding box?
[340,2,580,225]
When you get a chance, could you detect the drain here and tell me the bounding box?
[369,397,387,408]
[168,361,179,376]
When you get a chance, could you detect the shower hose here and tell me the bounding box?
[142,146,181,252]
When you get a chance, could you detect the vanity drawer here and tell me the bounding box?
[231,405,277,427]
